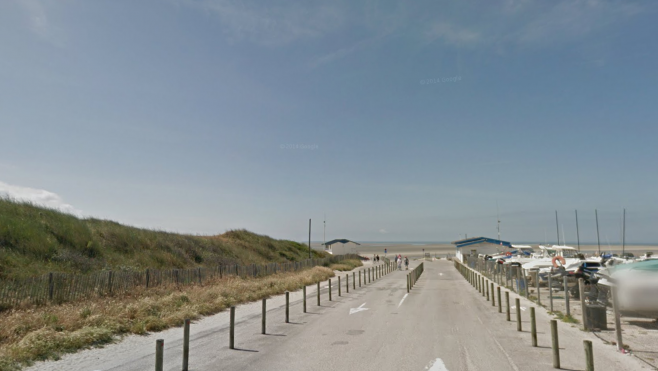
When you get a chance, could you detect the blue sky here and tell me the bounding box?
[1,0,657,244]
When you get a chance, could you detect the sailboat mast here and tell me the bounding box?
[622,208,626,255]
[575,209,580,252]
[555,210,560,245]
[595,209,601,255]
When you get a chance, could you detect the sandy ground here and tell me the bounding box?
[474,262,658,370]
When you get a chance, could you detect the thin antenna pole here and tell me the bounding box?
[575,210,580,252]
[496,200,501,241]
[308,219,312,259]
[622,208,626,255]
[595,209,601,255]
[555,211,560,245]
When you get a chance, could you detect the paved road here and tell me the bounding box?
[27,260,651,371]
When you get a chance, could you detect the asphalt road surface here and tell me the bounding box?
[27,260,651,371]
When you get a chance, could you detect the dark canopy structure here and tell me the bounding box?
[451,237,512,249]
[323,239,361,246]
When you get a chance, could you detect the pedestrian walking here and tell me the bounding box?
[404,256,409,270]
[398,256,402,270]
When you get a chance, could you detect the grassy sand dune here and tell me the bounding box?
[0,198,327,280]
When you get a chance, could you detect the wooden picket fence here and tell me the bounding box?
[0,254,360,309]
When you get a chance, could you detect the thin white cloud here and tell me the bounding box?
[425,22,481,46]
[517,0,643,45]
[0,181,82,216]
[19,0,66,47]
[178,0,346,46]
[379,228,389,234]
[423,0,646,48]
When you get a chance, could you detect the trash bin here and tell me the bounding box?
[585,304,608,330]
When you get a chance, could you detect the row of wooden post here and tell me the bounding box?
[407,262,424,293]
[154,260,396,370]
[473,257,625,354]
[456,260,595,371]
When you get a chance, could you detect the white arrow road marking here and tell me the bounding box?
[398,293,408,308]
[426,358,449,371]
[510,306,526,311]
[349,303,369,315]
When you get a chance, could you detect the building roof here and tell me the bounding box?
[451,236,512,249]
[323,239,361,246]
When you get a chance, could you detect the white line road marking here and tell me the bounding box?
[426,358,449,371]
[398,293,409,308]
[510,306,526,311]
[492,337,521,371]
[349,303,369,315]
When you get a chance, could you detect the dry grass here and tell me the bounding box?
[0,266,335,371]
[328,259,363,271]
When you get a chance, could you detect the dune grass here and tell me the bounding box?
[0,266,335,371]
[0,198,327,280]
[328,259,363,271]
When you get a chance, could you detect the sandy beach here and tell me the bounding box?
[313,242,658,259]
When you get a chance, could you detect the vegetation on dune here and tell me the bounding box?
[0,198,327,280]
[0,267,335,371]
[327,259,363,271]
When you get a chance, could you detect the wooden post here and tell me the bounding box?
[497,286,502,313]
[548,273,554,312]
[146,268,150,289]
[48,272,54,301]
[516,298,522,331]
[530,307,537,347]
[262,299,266,334]
[303,286,307,313]
[183,319,190,371]
[564,276,570,317]
[285,291,289,323]
[482,277,485,297]
[155,339,164,371]
[551,320,560,368]
[584,340,594,371]
[329,279,332,301]
[486,280,490,301]
[359,271,362,287]
[108,271,113,295]
[346,274,349,293]
[579,278,588,330]
[229,306,235,349]
[491,282,495,306]
[353,272,355,290]
[536,272,541,305]
[317,282,321,306]
[611,286,624,352]
[338,276,341,296]
[506,291,511,321]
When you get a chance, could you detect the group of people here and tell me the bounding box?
[394,254,409,270]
